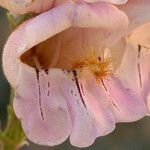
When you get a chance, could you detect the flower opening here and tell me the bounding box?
[72,49,112,82]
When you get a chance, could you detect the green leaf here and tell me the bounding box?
[7,12,35,30]
[0,91,27,150]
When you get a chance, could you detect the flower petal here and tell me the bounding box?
[130,22,150,48]
[13,64,71,146]
[83,0,128,5]
[118,0,150,32]
[25,1,128,48]
[78,71,116,134]
[79,70,146,123]
[115,41,150,97]
[61,70,115,147]
[109,38,127,70]
[60,71,98,147]
[115,41,149,115]
[72,1,128,46]
[115,42,141,92]
[139,47,150,113]
[103,77,146,122]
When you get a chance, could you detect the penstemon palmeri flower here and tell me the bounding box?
[0,0,128,14]
[1,0,150,148]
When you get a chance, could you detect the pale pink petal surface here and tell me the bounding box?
[115,41,150,114]
[78,71,115,135]
[103,77,146,122]
[118,0,150,32]
[84,0,128,4]
[110,38,127,70]
[14,64,71,146]
[79,70,146,123]
[115,43,141,93]
[130,22,150,48]
[60,70,115,147]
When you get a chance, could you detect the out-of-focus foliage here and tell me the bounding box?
[0,8,10,128]
[0,91,26,150]
[7,12,35,30]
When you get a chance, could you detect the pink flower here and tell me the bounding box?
[2,0,150,148]
[0,0,127,14]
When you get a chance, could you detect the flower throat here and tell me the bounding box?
[72,50,112,81]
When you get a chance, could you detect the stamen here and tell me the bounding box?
[50,39,61,68]
[31,47,42,70]
[33,55,42,70]
[32,48,45,120]
[72,49,112,81]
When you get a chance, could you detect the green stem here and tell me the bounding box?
[2,143,17,150]
[0,90,26,150]
[0,133,11,144]
[0,133,19,150]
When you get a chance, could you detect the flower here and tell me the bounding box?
[2,0,150,148]
[0,0,128,14]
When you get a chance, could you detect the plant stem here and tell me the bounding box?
[2,143,16,150]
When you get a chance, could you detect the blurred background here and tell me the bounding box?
[1,8,150,150]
